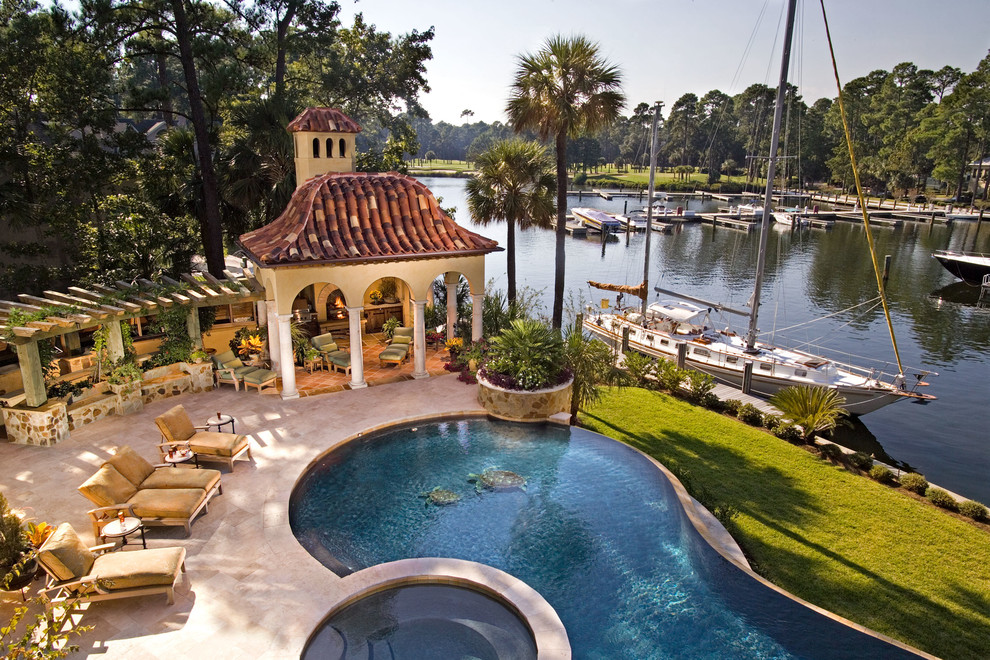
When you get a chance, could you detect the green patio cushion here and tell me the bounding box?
[78,464,138,508]
[311,333,337,352]
[325,350,350,367]
[227,364,260,378]
[38,523,95,582]
[128,488,205,519]
[140,467,221,492]
[106,446,155,487]
[222,357,245,369]
[242,368,276,386]
[391,335,412,345]
[87,546,185,592]
[188,431,248,458]
[394,327,413,338]
[214,349,237,364]
[379,345,409,362]
[155,405,196,442]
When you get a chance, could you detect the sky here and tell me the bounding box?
[338,0,990,124]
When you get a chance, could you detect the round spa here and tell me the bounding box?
[290,417,922,659]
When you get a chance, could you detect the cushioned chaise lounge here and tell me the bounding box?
[154,404,251,470]
[212,349,260,390]
[311,332,351,375]
[38,523,186,606]
[378,326,413,366]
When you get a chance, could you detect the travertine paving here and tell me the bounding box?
[1,373,483,658]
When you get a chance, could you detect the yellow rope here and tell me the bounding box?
[819,0,904,375]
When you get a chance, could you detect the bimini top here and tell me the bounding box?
[286,107,362,134]
[238,172,500,267]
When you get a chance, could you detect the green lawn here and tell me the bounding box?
[580,387,990,660]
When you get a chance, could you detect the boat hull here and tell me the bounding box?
[933,252,990,285]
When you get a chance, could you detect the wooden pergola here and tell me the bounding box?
[0,270,264,408]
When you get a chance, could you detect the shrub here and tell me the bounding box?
[926,487,958,511]
[480,318,566,391]
[899,472,929,495]
[686,369,715,401]
[847,452,874,471]
[723,399,742,415]
[869,465,895,485]
[818,442,845,460]
[772,424,801,442]
[700,392,723,411]
[573,171,588,186]
[655,360,685,392]
[623,351,657,388]
[958,500,989,522]
[737,403,764,426]
[763,414,782,431]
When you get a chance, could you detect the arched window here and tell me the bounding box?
[326,138,334,158]
[339,138,347,157]
[312,138,320,158]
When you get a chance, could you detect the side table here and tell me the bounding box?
[164,447,200,468]
[205,414,236,434]
[100,516,147,549]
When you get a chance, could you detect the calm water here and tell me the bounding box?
[424,177,990,504]
[290,419,921,659]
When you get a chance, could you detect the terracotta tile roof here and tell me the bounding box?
[238,172,500,266]
[286,108,362,134]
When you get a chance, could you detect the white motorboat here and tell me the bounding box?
[573,207,624,232]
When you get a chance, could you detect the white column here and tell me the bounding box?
[412,299,428,379]
[445,273,458,338]
[266,301,280,372]
[277,314,298,400]
[471,293,484,342]
[346,305,367,388]
[256,300,268,327]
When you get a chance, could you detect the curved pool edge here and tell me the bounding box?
[302,558,570,659]
[289,412,936,660]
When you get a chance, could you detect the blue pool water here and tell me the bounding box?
[290,418,919,659]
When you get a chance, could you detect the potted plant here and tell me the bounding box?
[382,316,400,341]
[0,492,36,592]
[369,289,384,305]
[476,319,573,422]
[24,521,54,549]
[379,277,399,304]
[189,349,209,364]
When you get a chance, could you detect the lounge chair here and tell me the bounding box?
[154,404,251,471]
[311,332,351,375]
[242,368,278,394]
[38,523,186,606]
[378,327,413,366]
[211,349,259,390]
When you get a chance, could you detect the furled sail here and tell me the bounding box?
[588,280,647,300]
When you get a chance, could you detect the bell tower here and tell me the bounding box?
[286,108,362,188]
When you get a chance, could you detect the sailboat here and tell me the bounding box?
[584,0,935,416]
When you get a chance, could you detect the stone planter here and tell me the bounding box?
[2,401,69,446]
[477,374,573,423]
[109,380,144,415]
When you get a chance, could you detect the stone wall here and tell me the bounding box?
[3,401,69,446]
[477,376,573,423]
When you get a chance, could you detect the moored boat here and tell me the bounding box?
[573,207,624,232]
[932,250,990,285]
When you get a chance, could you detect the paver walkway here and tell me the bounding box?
[1,373,483,658]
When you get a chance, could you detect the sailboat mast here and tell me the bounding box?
[745,0,798,352]
[642,101,662,315]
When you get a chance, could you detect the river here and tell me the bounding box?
[422,177,990,505]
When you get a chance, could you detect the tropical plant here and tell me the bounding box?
[237,335,265,357]
[563,327,622,422]
[507,34,625,328]
[466,138,555,304]
[480,318,568,391]
[382,316,400,340]
[768,386,849,441]
[24,521,54,548]
[622,350,657,388]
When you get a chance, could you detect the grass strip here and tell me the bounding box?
[580,387,990,660]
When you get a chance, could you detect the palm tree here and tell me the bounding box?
[563,326,623,424]
[466,139,555,304]
[507,34,625,329]
[769,386,849,441]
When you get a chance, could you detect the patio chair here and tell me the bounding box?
[211,349,260,390]
[378,328,413,366]
[311,332,351,375]
[242,368,278,394]
[37,523,186,607]
[154,404,251,471]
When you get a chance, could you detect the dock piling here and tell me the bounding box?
[882,255,892,283]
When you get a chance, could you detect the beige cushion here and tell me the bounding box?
[106,446,155,487]
[88,546,185,592]
[391,335,412,345]
[394,326,413,338]
[155,405,195,442]
[128,488,205,519]
[78,464,138,507]
[140,468,221,492]
[188,432,248,458]
[38,523,95,582]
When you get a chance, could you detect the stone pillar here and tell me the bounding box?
[346,305,367,388]
[106,321,125,362]
[256,300,268,327]
[277,314,298,400]
[445,272,458,337]
[471,293,484,342]
[412,299,428,379]
[15,341,47,408]
[186,309,202,349]
[266,301,281,372]
[65,331,81,356]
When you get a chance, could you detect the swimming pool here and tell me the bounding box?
[290,418,920,659]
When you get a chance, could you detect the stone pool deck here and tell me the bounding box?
[0,373,487,659]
